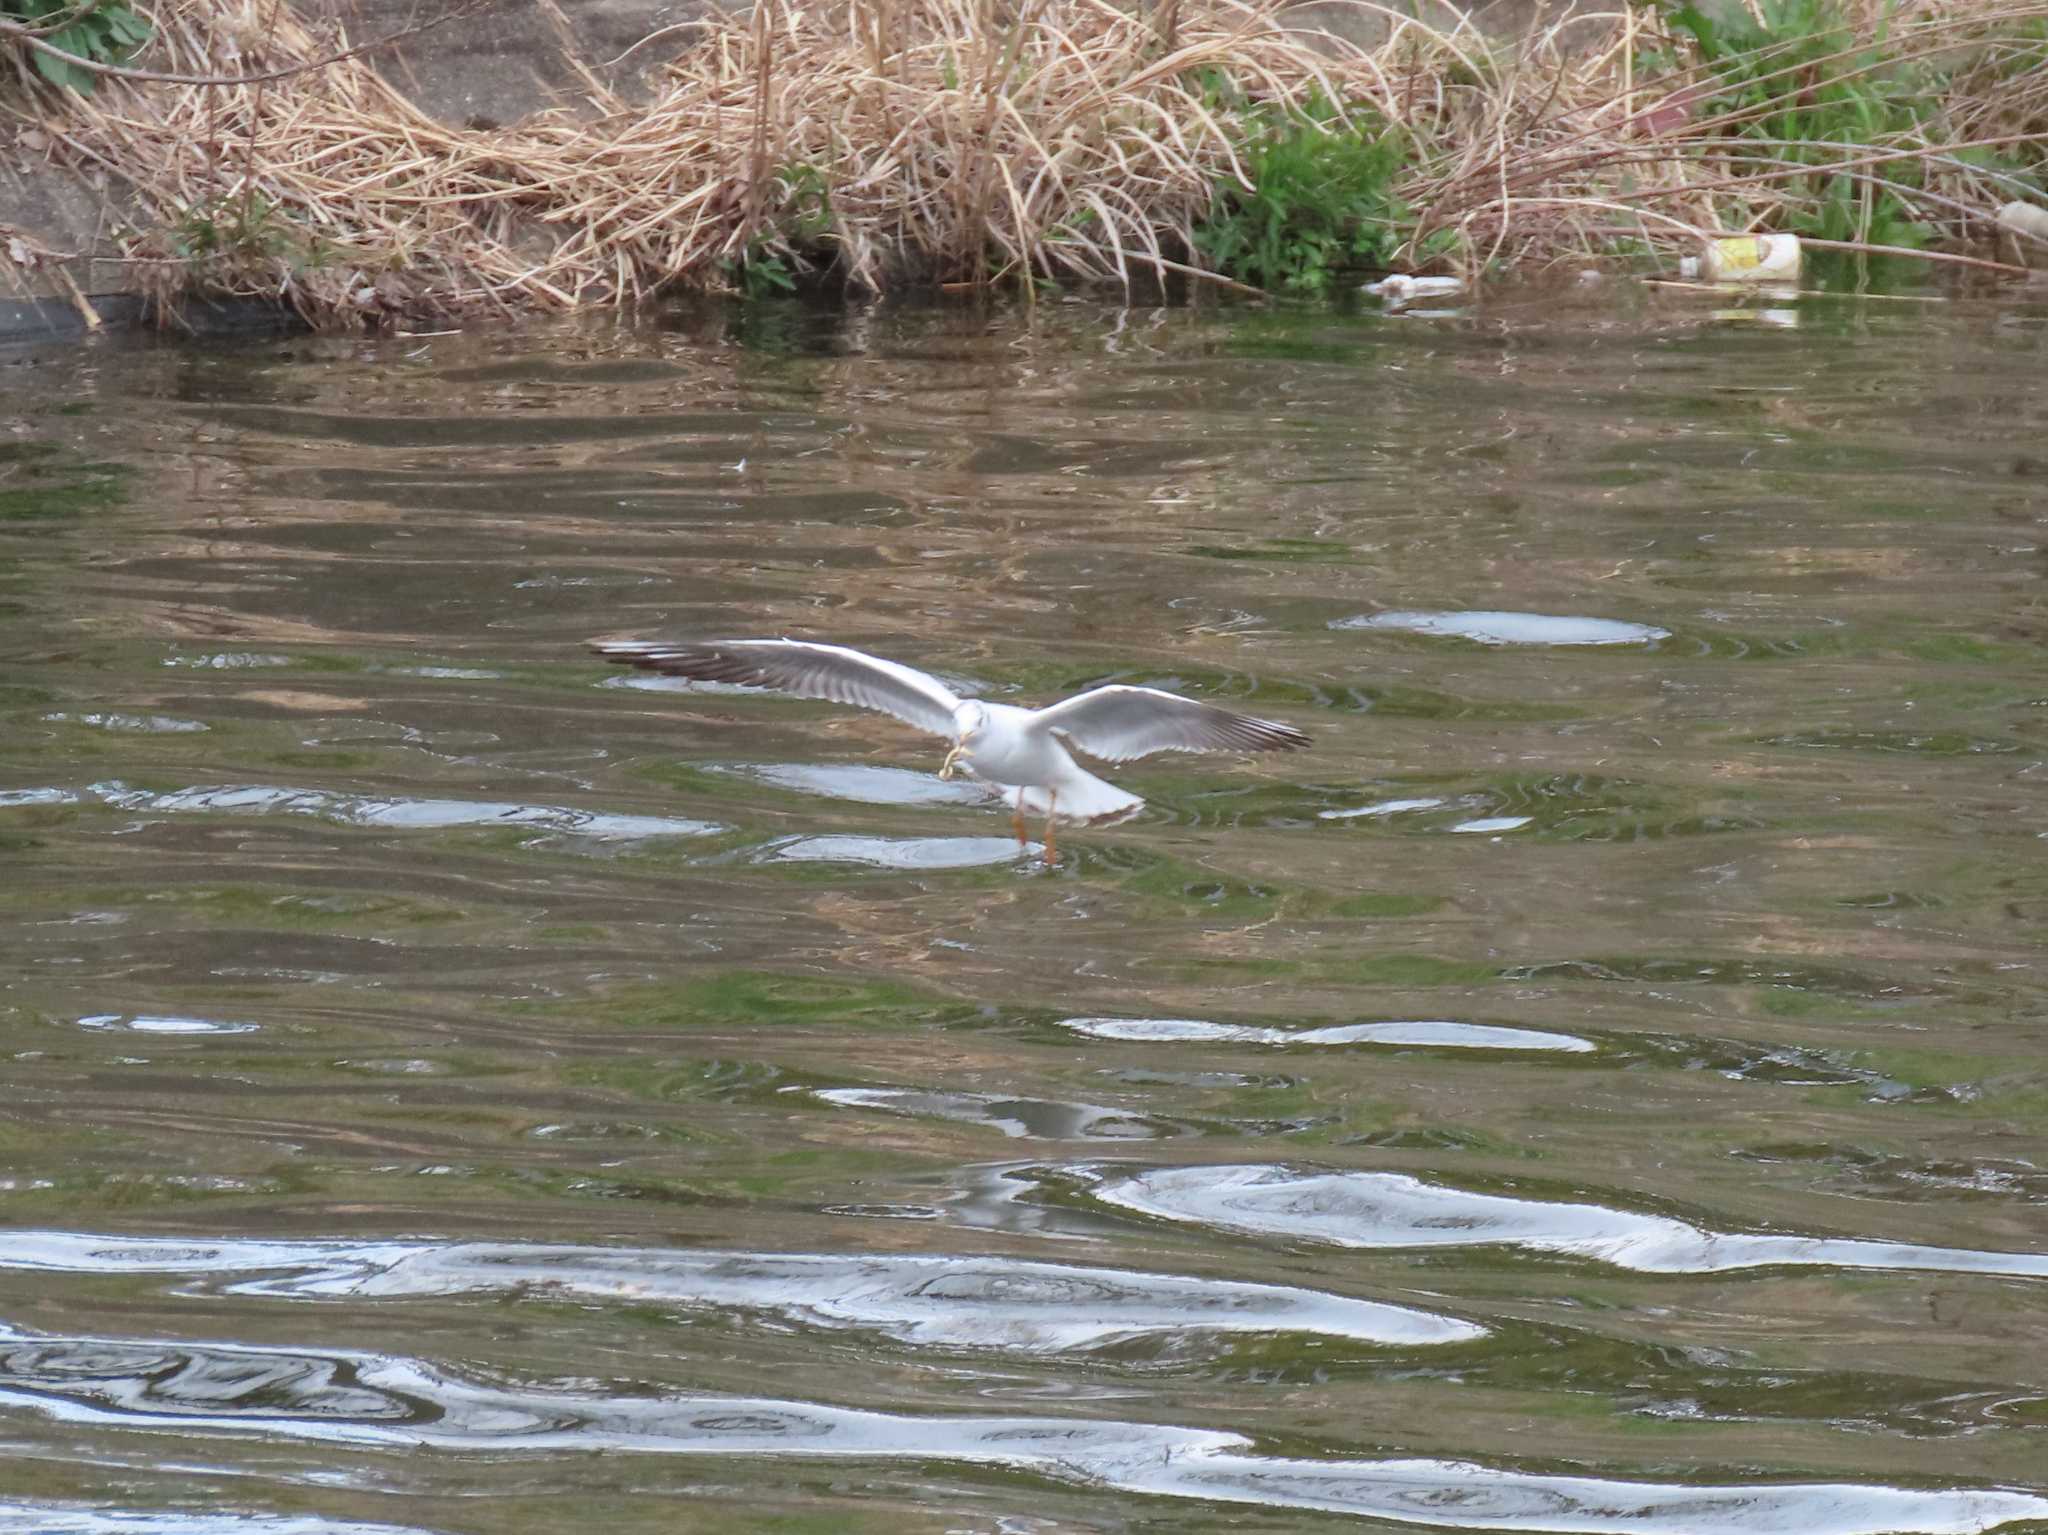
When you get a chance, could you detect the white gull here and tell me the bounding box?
[593,637,1310,863]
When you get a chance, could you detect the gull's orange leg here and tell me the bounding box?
[1042,790,1058,867]
[1011,803,1028,847]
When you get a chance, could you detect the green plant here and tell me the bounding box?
[725,248,796,297]
[1193,96,1410,294]
[723,162,836,298]
[162,191,338,294]
[776,161,834,245]
[1659,0,1941,247]
[172,192,295,262]
[6,0,153,94]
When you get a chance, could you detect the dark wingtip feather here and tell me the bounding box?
[1224,709,1311,753]
[592,639,723,679]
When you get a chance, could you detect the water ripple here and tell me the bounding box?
[0,1504,435,1535]
[1451,815,1534,834]
[0,1325,2037,1535]
[713,762,988,807]
[73,1015,260,1036]
[1330,612,1671,646]
[1088,1166,2048,1277]
[1058,1018,1596,1053]
[42,712,209,734]
[0,788,79,809]
[756,834,1030,869]
[51,782,721,841]
[1317,796,1449,821]
[0,1234,1474,1349]
[814,1088,1179,1141]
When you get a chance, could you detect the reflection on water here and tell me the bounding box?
[42,712,210,734]
[0,1231,1477,1348]
[75,782,723,841]
[815,1087,1177,1140]
[1331,611,1673,646]
[0,1507,433,1535]
[755,833,1033,868]
[158,653,293,670]
[1057,1016,1596,1052]
[714,762,991,806]
[3,291,2047,1532]
[1087,1165,2048,1276]
[1318,795,1449,820]
[73,1015,260,1036]
[2,1323,2043,1535]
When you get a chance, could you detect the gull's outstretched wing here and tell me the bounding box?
[593,638,963,740]
[1036,685,1310,763]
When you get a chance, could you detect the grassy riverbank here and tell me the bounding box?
[14,0,2048,324]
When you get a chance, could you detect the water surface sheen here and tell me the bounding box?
[2,290,2046,1534]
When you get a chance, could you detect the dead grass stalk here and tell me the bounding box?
[7,0,2044,325]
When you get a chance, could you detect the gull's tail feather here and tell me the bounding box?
[1002,770,1143,826]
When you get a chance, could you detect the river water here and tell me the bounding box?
[1,285,2045,1535]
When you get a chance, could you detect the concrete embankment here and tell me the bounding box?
[1,0,712,337]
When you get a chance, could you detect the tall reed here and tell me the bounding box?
[13,0,2044,325]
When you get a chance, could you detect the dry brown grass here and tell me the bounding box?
[9,0,2048,325]
[1398,0,2048,274]
[17,0,1395,320]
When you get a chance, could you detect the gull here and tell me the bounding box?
[593,638,1311,864]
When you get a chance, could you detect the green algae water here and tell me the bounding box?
[1,286,2046,1535]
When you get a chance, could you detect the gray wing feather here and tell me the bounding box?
[1037,685,1310,763]
[593,638,963,739]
